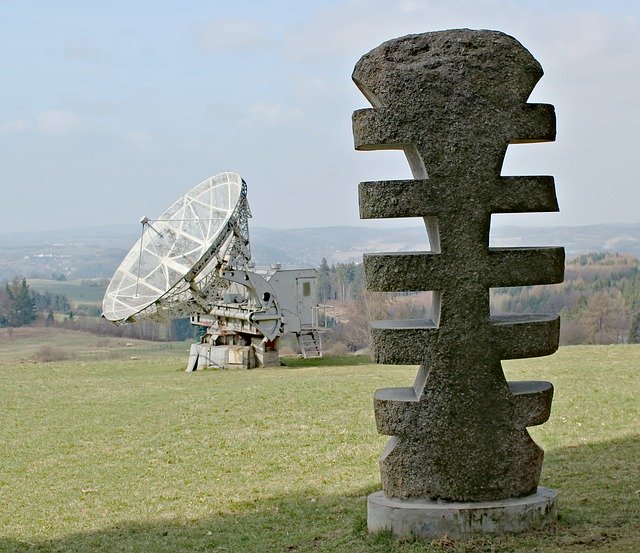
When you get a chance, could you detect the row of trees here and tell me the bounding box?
[53,315,195,342]
[0,276,195,342]
[0,278,76,328]
[327,252,640,351]
[317,258,364,303]
[32,289,72,315]
[491,253,640,344]
[0,278,37,327]
[5,252,640,349]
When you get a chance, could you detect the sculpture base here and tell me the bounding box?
[367,487,557,539]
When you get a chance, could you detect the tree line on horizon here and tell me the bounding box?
[0,277,84,328]
[0,277,193,342]
[3,252,640,350]
[0,278,38,328]
[318,252,640,351]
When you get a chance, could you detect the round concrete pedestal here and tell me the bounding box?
[368,487,557,539]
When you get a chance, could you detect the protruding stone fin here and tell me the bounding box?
[492,315,560,359]
[359,179,439,220]
[488,248,565,287]
[360,175,559,220]
[508,380,554,426]
[364,252,445,292]
[491,176,558,213]
[509,104,556,144]
[369,320,439,364]
[353,108,412,151]
[374,386,421,435]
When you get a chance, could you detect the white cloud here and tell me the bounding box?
[35,110,83,136]
[191,17,272,54]
[0,120,30,134]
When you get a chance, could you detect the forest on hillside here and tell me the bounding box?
[318,252,640,350]
[0,277,192,342]
[3,252,640,351]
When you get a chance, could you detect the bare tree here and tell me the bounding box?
[583,290,630,344]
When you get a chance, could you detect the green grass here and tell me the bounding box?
[0,327,190,363]
[0,343,638,552]
[281,354,372,368]
[27,279,107,307]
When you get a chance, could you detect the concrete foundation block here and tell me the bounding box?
[368,487,557,539]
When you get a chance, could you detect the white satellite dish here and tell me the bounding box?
[103,170,331,370]
[102,171,250,323]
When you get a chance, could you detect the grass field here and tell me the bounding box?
[0,327,190,364]
[27,279,107,307]
[0,340,638,552]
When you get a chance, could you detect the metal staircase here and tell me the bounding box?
[298,331,322,359]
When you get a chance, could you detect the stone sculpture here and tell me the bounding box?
[352,29,564,537]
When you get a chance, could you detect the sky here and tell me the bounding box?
[1,0,639,236]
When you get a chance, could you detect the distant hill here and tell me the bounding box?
[0,225,138,248]
[249,225,430,266]
[1,223,639,279]
[491,224,640,256]
[251,223,640,266]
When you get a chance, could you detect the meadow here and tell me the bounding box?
[27,279,107,307]
[0,327,190,364]
[0,337,638,552]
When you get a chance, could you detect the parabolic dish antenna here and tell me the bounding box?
[102,171,250,323]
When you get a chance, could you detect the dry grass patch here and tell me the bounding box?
[30,345,73,362]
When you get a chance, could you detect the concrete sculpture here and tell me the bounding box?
[353,29,564,538]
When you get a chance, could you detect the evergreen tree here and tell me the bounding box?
[54,293,71,313]
[629,312,640,344]
[170,317,195,341]
[0,283,11,326]
[16,278,37,326]
[3,278,37,327]
[317,258,332,303]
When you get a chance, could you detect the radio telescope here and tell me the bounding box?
[103,171,331,369]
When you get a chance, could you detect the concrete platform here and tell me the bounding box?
[368,487,557,539]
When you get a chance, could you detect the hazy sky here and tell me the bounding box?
[1,0,639,235]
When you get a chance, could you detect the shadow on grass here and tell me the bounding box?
[2,435,638,553]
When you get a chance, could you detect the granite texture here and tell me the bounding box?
[353,30,564,502]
